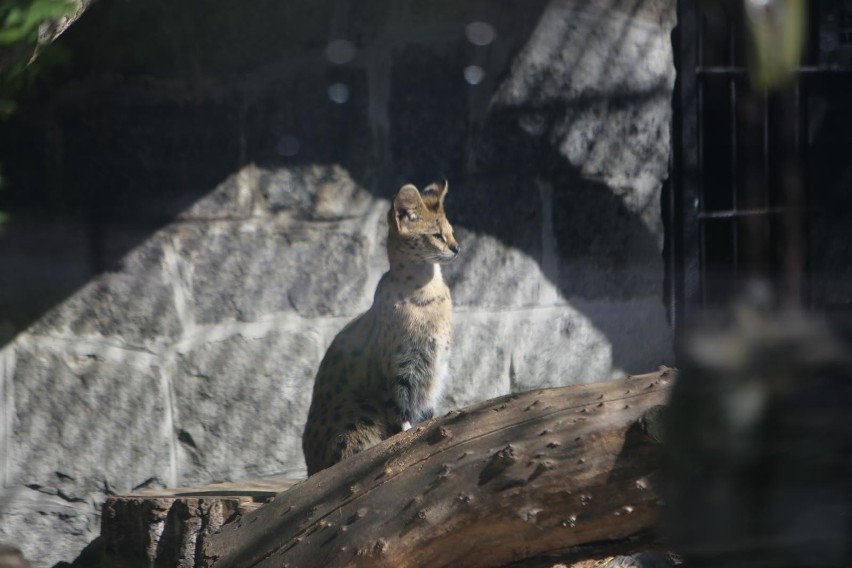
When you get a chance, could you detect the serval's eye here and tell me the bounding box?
[432,232,445,242]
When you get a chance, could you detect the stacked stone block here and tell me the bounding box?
[0,0,675,564]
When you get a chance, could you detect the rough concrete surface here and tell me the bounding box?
[0,0,675,564]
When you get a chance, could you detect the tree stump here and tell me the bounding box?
[72,479,298,567]
[204,368,675,568]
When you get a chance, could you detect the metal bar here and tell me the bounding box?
[794,77,801,152]
[698,207,795,219]
[698,7,707,307]
[794,77,804,305]
[764,88,770,210]
[730,23,739,280]
[763,87,772,285]
[796,67,812,308]
[677,0,703,328]
[696,65,852,75]
[778,78,805,306]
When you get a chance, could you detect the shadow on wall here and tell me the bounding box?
[0,1,675,562]
[0,0,673,370]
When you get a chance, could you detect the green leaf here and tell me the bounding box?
[0,0,74,116]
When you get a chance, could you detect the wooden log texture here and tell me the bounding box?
[86,479,298,567]
[204,368,675,568]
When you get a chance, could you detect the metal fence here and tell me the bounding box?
[669,0,852,342]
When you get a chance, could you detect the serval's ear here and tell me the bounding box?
[422,180,448,206]
[393,184,424,228]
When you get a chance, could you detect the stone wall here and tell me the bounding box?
[0,0,676,565]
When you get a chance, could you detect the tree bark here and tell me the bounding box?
[204,367,675,568]
[69,480,298,567]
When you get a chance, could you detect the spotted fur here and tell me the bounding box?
[302,182,459,475]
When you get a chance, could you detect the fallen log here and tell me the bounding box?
[204,367,675,568]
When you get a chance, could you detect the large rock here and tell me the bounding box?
[255,165,374,221]
[0,494,96,568]
[0,1,676,564]
[30,231,182,346]
[7,340,173,495]
[1,340,172,564]
[0,217,95,345]
[172,328,322,484]
[441,315,512,411]
[173,218,375,323]
[489,0,675,193]
[442,176,545,308]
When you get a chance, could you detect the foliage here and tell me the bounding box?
[0,1,73,228]
[0,0,74,117]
